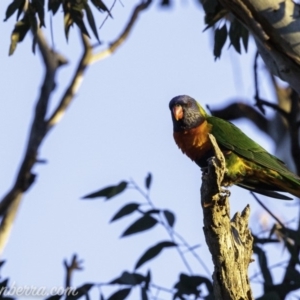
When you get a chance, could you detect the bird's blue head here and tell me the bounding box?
[169,95,207,132]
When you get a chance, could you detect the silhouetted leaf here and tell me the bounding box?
[0,279,9,294]
[145,173,152,190]
[48,0,62,15]
[64,12,73,41]
[163,210,175,227]
[144,270,151,290]
[202,0,218,14]
[110,203,140,222]
[72,9,90,38]
[121,215,157,237]
[0,278,14,300]
[65,283,94,300]
[174,273,212,299]
[4,0,25,21]
[82,181,127,200]
[84,3,99,41]
[144,209,160,215]
[135,241,176,270]
[229,18,248,54]
[32,0,45,27]
[9,15,31,55]
[240,23,249,52]
[160,0,171,6]
[0,261,6,269]
[108,288,131,300]
[29,13,38,53]
[203,0,227,30]
[256,291,281,300]
[253,245,273,286]
[90,0,111,16]
[229,18,240,53]
[45,295,62,300]
[214,24,227,59]
[141,287,148,300]
[110,271,145,285]
[16,2,24,20]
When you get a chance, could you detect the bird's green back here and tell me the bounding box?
[207,116,300,185]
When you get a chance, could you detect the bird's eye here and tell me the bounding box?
[187,101,192,107]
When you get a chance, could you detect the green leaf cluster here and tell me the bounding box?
[201,0,249,59]
[4,0,110,55]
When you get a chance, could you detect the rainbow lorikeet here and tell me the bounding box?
[169,95,300,200]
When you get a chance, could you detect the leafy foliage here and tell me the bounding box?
[2,0,300,298]
[145,172,152,190]
[77,174,214,299]
[201,0,249,59]
[229,17,249,54]
[121,215,158,237]
[202,0,227,30]
[82,181,127,200]
[213,23,227,59]
[174,273,213,299]
[163,209,175,227]
[4,0,111,55]
[110,203,140,222]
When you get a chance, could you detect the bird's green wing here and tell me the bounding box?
[207,116,300,184]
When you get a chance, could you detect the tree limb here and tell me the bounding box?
[218,0,300,95]
[209,101,269,135]
[0,29,66,255]
[47,0,152,126]
[47,33,93,128]
[201,134,254,300]
[0,0,152,256]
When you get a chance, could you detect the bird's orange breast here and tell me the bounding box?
[173,120,213,162]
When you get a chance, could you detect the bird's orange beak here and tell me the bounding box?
[173,105,183,121]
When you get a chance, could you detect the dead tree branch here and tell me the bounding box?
[201,134,254,300]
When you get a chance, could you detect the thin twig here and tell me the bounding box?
[91,0,152,64]
[251,192,285,228]
[253,51,290,119]
[64,254,84,288]
[253,51,260,104]
[130,179,211,276]
[99,0,118,29]
[47,33,92,128]
[48,0,152,126]
[249,260,288,281]
[255,98,289,119]
[129,179,193,275]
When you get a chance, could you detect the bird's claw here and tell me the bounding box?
[220,188,230,198]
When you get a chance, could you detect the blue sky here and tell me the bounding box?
[0,1,299,299]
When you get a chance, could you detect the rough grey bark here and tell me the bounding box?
[201,135,254,300]
[218,0,300,95]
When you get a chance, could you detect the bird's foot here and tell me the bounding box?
[220,188,230,198]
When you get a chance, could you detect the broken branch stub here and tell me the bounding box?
[201,134,254,300]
